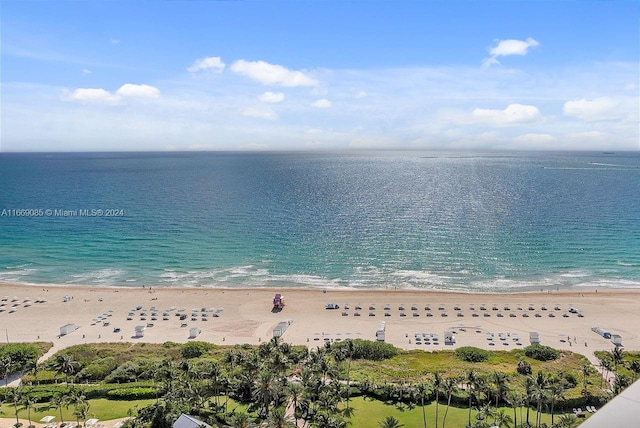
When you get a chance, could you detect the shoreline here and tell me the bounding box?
[1,278,633,294]
[1,281,638,366]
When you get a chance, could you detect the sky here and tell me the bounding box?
[1,0,639,152]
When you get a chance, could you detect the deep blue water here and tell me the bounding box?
[0,151,638,291]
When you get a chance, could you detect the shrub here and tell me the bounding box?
[106,387,157,400]
[455,346,492,363]
[332,340,398,361]
[0,343,40,371]
[524,345,560,361]
[181,341,216,359]
[76,357,118,382]
[104,360,141,383]
[517,359,532,375]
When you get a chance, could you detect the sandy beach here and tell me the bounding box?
[1,283,639,427]
[1,283,638,365]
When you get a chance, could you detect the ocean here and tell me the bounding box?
[0,151,638,291]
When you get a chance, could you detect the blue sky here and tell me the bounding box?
[2,1,638,152]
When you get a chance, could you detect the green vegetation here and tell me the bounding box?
[455,346,492,362]
[0,340,630,427]
[0,342,52,386]
[1,398,156,422]
[524,345,560,361]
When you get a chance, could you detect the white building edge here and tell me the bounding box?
[579,379,640,427]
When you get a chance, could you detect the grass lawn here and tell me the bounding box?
[350,349,594,382]
[348,396,584,427]
[1,398,156,423]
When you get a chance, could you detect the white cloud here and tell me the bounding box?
[355,90,367,99]
[64,83,160,105]
[242,108,278,120]
[563,97,619,121]
[116,83,160,99]
[110,38,120,45]
[483,37,539,67]
[187,56,226,73]
[230,59,318,87]
[258,91,285,103]
[471,104,541,125]
[312,98,332,108]
[65,88,121,105]
[81,69,92,75]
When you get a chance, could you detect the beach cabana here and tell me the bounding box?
[59,323,77,336]
[134,326,146,338]
[444,331,456,345]
[529,332,540,345]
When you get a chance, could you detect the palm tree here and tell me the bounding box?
[491,372,509,409]
[230,412,255,428]
[433,372,442,428]
[344,339,355,411]
[532,372,548,428]
[55,354,79,384]
[25,357,40,386]
[254,369,277,418]
[52,391,69,426]
[465,369,479,427]
[414,381,430,428]
[524,375,535,427]
[580,363,594,393]
[267,406,295,428]
[505,389,523,428]
[547,375,566,426]
[556,413,579,428]
[613,373,631,394]
[67,388,89,426]
[610,347,625,373]
[20,392,37,428]
[8,387,23,427]
[0,356,12,387]
[629,360,640,382]
[378,416,404,428]
[492,409,513,428]
[287,382,304,427]
[441,376,459,428]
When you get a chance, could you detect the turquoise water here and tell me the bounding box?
[0,151,638,291]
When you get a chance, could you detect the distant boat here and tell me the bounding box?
[603,152,615,155]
